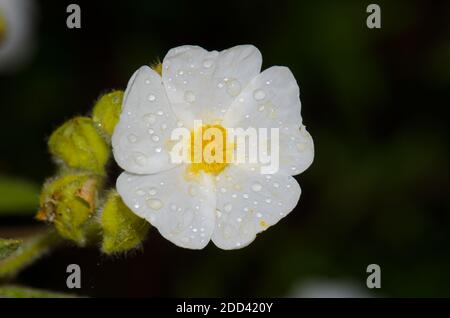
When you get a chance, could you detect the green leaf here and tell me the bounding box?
[0,238,21,260]
[0,285,76,298]
[0,175,39,215]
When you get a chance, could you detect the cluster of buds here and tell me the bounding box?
[36,90,149,253]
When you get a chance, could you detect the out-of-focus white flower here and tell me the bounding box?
[112,45,314,249]
[0,0,36,73]
[290,279,373,298]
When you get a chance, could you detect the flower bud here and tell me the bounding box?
[48,117,109,175]
[101,191,149,254]
[92,90,124,137]
[36,173,100,245]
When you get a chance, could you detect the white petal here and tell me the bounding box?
[212,165,301,249]
[162,45,262,124]
[116,167,216,249]
[112,66,179,174]
[279,125,314,175]
[223,66,302,129]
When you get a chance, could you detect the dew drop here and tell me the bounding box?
[146,198,163,210]
[152,135,160,142]
[226,79,241,97]
[134,153,147,166]
[127,134,137,143]
[147,94,156,102]
[224,203,232,212]
[148,188,157,196]
[203,59,214,68]
[155,147,162,153]
[253,89,266,101]
[143,113,156,124]
[251,182,262,192]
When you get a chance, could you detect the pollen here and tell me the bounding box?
[188,124,232,175]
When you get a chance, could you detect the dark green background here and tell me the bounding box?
[0,0,449,297]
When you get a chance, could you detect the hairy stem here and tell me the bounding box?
[0,229,63,279]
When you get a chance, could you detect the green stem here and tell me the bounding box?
[0,229,64,279]
[0,285,75,298]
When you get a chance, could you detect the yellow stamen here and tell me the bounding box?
[188,124,232,175]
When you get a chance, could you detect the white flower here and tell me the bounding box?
[0,0,36,73]
[112,45,314,250]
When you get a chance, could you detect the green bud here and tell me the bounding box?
[101,191,149,254]
[36,173,100,245]
[48,117,110,175]
[92,90,124,137]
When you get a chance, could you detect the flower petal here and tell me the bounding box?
[212,165,301,249]
[278,125,314,175]
[112,66,180,174]
[223,66,302,129]
[116,167,216,249]
[162,45,262,124]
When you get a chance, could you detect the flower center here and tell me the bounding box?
[188,124,231,175]
[0,9,6,45]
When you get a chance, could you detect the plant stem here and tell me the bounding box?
[0,229,63,279]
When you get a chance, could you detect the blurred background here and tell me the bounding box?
[0,0,449,297]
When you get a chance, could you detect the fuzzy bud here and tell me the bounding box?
[101,191,149,254]
[36,173,100,245]
[48,117,109,175]
[92,90,124,137]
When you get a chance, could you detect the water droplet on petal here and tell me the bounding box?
[203,59,214,68]
[152,135,160,142]
[224,203,232,212]
[128,134,137,143]
[146,198,163,210]
[143,113,156,124]
[147,94,156,102]
[226,79,241,97]
[251,182,262,192]
[253,89,266,101]
[134,153,147,166]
